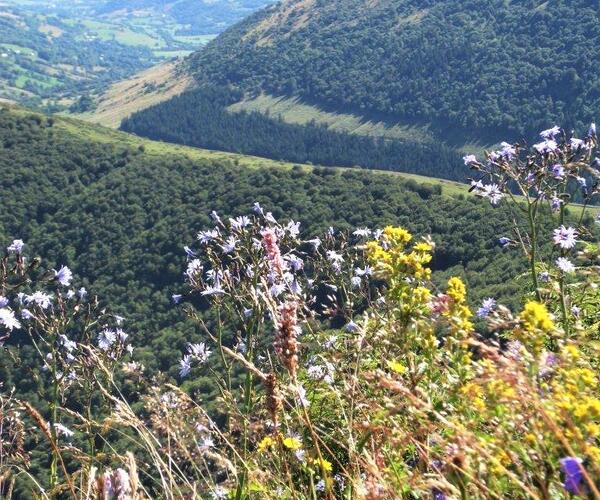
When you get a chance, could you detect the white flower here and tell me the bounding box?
[0,308,21,331]
[534,140,558,154]
[570,138,589,151]
[305,238,321,251]
[229,216,251,231]
[253,202,264,214]
[197,229,219,244]
[78,287,87,300]
[552,226,578,250]
[351,276,362,288]
[53,423,74,438]
[202,285,225,296]
[353,228,372,238]
[286,221,301,238]
[54,266,73,287]
[185,259,203,279]
[556,257,575,274]
[220,236,238,254]
[59,335,77,353]
[589,123,597,136]
[21,309,34,320]
[211,486,228,499]
[7,239,24,254]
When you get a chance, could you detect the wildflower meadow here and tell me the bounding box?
[1,123,599,498]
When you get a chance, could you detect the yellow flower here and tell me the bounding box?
[383,226,412,245]
[447,277,467,304]
[386,360,407,374]
[283,437,302,450]
[257,436,275,452]
[519,301,555,332]
[314,457,333,473]
[414,241,433,253]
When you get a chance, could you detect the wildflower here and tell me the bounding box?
[560,457,584,495]
[21,309,34,320]
[53,266,73,286]
[534,140,558,154]
[229,216,251,231]
[499,237,512,248]
[172,294,182,304]
[294,384,310,407]
[262,227,286,275]
[200,437,214,451]
[0,296,8,308]
[114,315,125,326]
[290,279,302,295]
[286,220,301,238]
[553,226,578,250]
[596,214,600,225]
[539,271,550,282]
[25,291,52,309]
[476,298,496,318]
[188,342,211,363]
[345,320,360,333]
[324,335,337,349]
[59,335,77,353]
[351,276,362,288]
[185,259,203,280]
[463,154,478,166]
[221,236,238,254]
[285,254,304,271]
[183,246,196,258]
[211,486,228,499]
[551,164,565,179]
[570,138,589,151]
[315,480,325,492]
[201,285,226,296]
[556,257,575,274]
[78,287,87,299]
[353,228,372,238]
[7,239,24,254]
[270,283,286,297]
[179,355,192,377]
[571,305,581,318]
[53,423,74,438]
[98,329,117,350]
[520,301,554,332]
[197,229,219,244]
[576,176,587,189]
[0,308,21,331]
[540,126,561,139]
[283,436,303,450]
[253,202,264,214]
[589,123,597,136]
[305,238,321,251]
[258,436,276,452]
[295,449,306,462]
[549,196,562,212]
[482,184,504,205]
[314,457,333,473]
[210,210,221,224]
[274,302,300,377]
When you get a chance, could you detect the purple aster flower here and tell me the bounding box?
[570,138,589,151]
[98,329,117,350]
[197,229,219,244]
[540,126,561,139]
[345,320,360,333]
[539,271,550,283]
[7,239,24,254]
[551,196,563,212]
[220,236,238,254]
[179,355,192,377]
[305,238,321,251]
[188,342,211,363]
[210,211,221,224]
[0,296,8,308]
[589,123,597,137]
[571,305,581,318]
[184,246,196,258]
[534,140,558,154]
[172,294,182,304]
[78,287,87,299]
[551,164,565,179]
[202,285,225,297]
[463,154,478,166]
[229,216,251,231]
[553,226,578,250]
[286,221,301,238]
[54,266,73,287]
[25,291,52,309]
[560,457,584,495]
[253,202,264,214]
[476,298,496,318]
[353,228,372,238]
[351,276,362,288]
[556,257,575,274]
[499,237,512,248]
[21,309,34,320]
[432,490,447,500]
[500,142,516,159]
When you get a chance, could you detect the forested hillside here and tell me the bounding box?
[0,104,563,381]
[185,0,600,140]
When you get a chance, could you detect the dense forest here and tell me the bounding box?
[184,0,600,142]
[3,104,592,379]
[122,86,466,181]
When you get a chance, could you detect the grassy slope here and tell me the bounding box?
[9,103,598,217]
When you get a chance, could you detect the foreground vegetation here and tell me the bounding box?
[0,107,599,497]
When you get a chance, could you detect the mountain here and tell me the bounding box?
[121,0,600,178]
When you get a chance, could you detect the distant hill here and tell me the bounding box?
[121,0,600,162]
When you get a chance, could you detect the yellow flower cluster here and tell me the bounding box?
[446,276,473,333]
[520,301,555,332]
[365,227,432,283]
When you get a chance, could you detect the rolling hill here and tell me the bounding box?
[2,102,566,378]
[119,0,600,179]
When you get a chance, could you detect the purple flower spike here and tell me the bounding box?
[560,456,584,495]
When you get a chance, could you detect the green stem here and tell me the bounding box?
[49,351,59,495]
[527,202,542,301]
